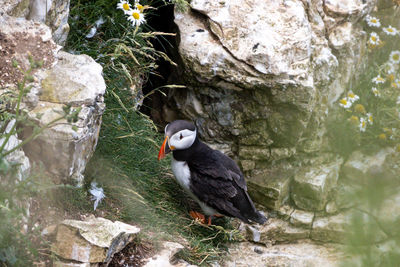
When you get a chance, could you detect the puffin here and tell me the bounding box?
[158,120,267,225]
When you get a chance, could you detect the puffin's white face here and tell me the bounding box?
[168,129,197,150]
[158,120,197,160]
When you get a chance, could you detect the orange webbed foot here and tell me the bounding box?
[189,211,206,224]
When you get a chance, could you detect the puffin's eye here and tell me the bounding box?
[179,133,183,140]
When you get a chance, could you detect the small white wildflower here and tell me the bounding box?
[89,182,106,211]
[389,50,400,64]
[383,25,398,36]
[368,32,380,46]
[384,62,396,74]
[359,117,367,132]
[366,113,373,125]
[365,15,381,28]
[372,87,381,97]
[339,97,352,108]
[347,91,359,103]
[134,2,145,12]
[372,74,385,84]
[117,0,132,15]
[127,8,146,27]
[397,96,400,105]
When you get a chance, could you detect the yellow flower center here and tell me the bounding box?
[371,19,377,23]
[392,82,398,88]
[377,77,384,82]
[355,104,366,114]
[378,133,387,140]
[137,4,144,11]
[123,3,130,10]
[371,36,377,42]
[349,115,359,125]
[368,116,373,122]
[362,121,366,128]
[348,92,355,98]
[340,99,347,105]
[132,12,140,20]
[388,74,395,81]
[388,28,394,32]
[392,54,400,61]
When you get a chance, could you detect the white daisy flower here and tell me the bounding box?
[372,74,385,84]
[347,91,359,103]
[366,113,373,125]
[368,32,380,46]
[134,2,145,12]
[384,62,396,74]
[365,15,381,28]
[383,25,398,36]
[389,50,400,64]
[359,117,367,132]
[127,8,146,27]
[372,87,381,97]
[339,97,352,108]
[117,0,132,14]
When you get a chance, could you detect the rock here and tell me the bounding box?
[20,51,105,186]
[0,119,31,181]
[247,162,293,210]
[39,51,105,106]
[52,217,140,265]
[325,201,338,214]
[291,155,343,211]
[245,218,310,244]
[379,192,400,222]
[342,148,395,181]
[143,242,192,267]
[224,240,341,267]
[311,210,387,243]
[290,209,314,229]
[53,261,93,267]
[2,0,70,46]
[277,205,295,221]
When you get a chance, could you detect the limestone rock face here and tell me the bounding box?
[225,240,341,267]
[2,0,70,45]
[244,218,310,245]
[52,217,140,265]
[0,15,105,185]
[171,0,376,218]
[342,148,395,181]
[22,51,106,185]
[291,155,343,211]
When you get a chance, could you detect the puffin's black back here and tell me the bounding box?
[173,137,267,224]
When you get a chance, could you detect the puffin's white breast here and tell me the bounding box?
[171,158,191,192]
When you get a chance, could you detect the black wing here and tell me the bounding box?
[188,145,266,224]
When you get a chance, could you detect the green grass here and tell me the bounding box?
[64,0,238,265]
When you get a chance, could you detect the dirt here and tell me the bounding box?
[0,30,55,87]
[107,241,154,267]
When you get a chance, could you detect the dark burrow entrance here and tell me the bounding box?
[139,3,183,130]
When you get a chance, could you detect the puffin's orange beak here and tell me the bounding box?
[158,136,170,160]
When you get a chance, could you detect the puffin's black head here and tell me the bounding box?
[158,120,197,160]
